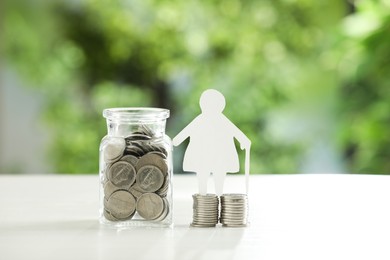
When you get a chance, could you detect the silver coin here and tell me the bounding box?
[221,210,247,213]
[193,214,218,219]
[193,220,219,224]
[220,214,248,219]
[125,145,144,157]
[194,206,218,211]
[222,205,247,209]
[103,208,136,222]
[104,163,113,179]
[128,140,147,152]
[221,207,247,210]
[193,219,219,224]
[221,197,247,200]
[193,201,219,206]
[104,159,121,179]
[194,205,218,209]
[192,212,218,216]
[193,199,219,203]
[221,218,247,222]
[148,151,167,159]
[139,143,154,154]
[193,193,219,198]
[194,201,219,205]
[193,208,219,212]
[193,201,218,207]
[221,208,248,213]
[136,165,164,192]
[138,124,155,137]
[221,193,248,198]
[129,183,144,199]
[106,190,136,220]
[221,214,247,218]
[154,197,169,221]
[104,209,119,222]
[120,155,138,167]
[103,181,121,198]
[193,208,219,213]
[221,201,247,206]
[222,224,247,228]
[129,182,144,191]
[152,143,168,157]
[191,217,218,221]
[156,176,169,197]
[221,217,247,221]
[103,196,109,209]
[221,211,247,216]
[194,198,218,202]
[221,221,247,226]
[136,193,164,220]
[221,200,247,203]
[136,153,168,175]
[222,206,247,211]
[108,161,136,189]
[190,223,216,228]
[125,133,151,141]
[221,201,248,205]
[103,137,126,163]
[221,203,248,207]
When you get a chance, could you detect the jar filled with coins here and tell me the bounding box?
[99,108,173,227]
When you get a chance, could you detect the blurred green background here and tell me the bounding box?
[0,0,389,174]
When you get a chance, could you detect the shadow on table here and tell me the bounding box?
[174,226,245,260]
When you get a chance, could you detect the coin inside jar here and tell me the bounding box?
[136,153,168,175]
[103,137,126,163]
[106,190,136,220]
[136,165,164,192]
[108,161,136,189]
[136,193,164,220]
[104,209,119,222]
[103,180,120,198]
[120,155,138,167]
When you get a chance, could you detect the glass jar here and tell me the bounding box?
[99,108,172,228]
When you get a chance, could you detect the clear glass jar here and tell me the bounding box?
[99,108,172,228]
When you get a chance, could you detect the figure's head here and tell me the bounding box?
[199,89,226,114]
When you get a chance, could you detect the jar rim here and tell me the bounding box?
[103,107,170,121]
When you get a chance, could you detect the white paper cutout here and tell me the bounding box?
[173,89,251,195]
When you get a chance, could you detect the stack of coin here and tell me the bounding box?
[102,125,171,222]
[191,194,219,227]
[220,193,248,227]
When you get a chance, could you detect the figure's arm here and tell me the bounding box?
[172,119,196,146]
[230,121,251,150]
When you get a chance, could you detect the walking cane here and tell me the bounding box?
[245,147,250,194]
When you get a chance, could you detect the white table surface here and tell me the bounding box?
[0,174,389,260]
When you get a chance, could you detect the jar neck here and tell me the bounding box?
[103,108,169,138]
[106,119,166,138]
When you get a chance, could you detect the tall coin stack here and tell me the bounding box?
[102,125,171,222]
[191,194,219,227]
[220,194,248,227]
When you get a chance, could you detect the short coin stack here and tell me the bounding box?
[220,193,248,227]
[102,125,170,222]
[191,194,219,227]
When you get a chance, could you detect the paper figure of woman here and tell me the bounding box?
[173,89,251,195]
